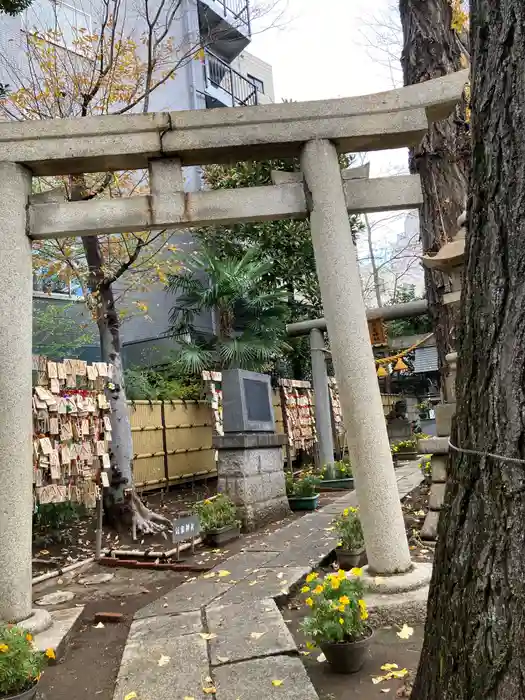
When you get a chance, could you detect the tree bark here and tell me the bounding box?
[412,1,525,698]
[399,0,469,379]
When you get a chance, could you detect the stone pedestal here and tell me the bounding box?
[213,433,291,532]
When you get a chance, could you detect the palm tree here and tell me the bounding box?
[167,247,290,374]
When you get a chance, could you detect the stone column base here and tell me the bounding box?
[213,433,291,532]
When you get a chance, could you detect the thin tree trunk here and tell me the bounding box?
[412,1,525,697]
[399,0,469,381]
[364,213,383,308]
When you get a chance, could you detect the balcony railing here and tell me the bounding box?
[210,0,250,34]
[204,50,258,107]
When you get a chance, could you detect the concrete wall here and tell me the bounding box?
[231,50,275,103]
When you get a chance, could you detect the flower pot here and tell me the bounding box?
[319,630,372,674]
[2,682,39,700]
[288,494,319,511]
[316,478,354,491]
[336,547,365,569]
[205,523,241,546]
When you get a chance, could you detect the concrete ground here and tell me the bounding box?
[111,463,425,700]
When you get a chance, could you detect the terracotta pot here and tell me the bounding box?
[2,682,39,700]
[319,630,373,674]
[205,523,240,546]
[335,547,364,569]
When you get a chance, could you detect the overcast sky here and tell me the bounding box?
[250,0,412,254]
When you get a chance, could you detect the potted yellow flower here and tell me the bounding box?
[0,624,54,699]
[193,494,241,546]
[300,568,371,673]
[333,506,365,569]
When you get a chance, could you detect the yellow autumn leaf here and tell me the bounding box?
[203,572,216,579]
[199,633,217,641]
[202,686,216,695]
[380,663,398,671]
[397,624,414,640]
[391,669,409,679]
[124,693,137,700]
[217,570,231,578]
[272,680,283,687]
[372,676,386,685]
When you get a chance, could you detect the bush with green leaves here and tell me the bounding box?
[193,494,240,532]
[33,502,86,546]
[286,471,318,498]
[0,625,54,696]
[334,507,365,551]
[318,460,352,480]
[300,568,369,644]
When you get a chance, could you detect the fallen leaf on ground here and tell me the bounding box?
[299,651,310,656]
[94,622,105,629]
[212,548,221,553]
[218,570,231,578]
[397,625,414,640]
[391,669,409,679]
[157,655,170,667]
[381,663,399,671]
[250,631,266,640]
[216,655,230,663]
[413,510,425,517]
[271,680,283,687]
[316,653,326,663]
[183,696,195,700]
[277,572,284,579]
[203,573,216,579]
[199,633,217,641]
[124,693,137,700]
[372,676,386,685]
[420,549,429,554]
[380,689,391,694]
[248,580,258,586]
[202,686,216,695]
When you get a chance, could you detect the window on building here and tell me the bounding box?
[23,0,93,55]
[247,74,264,94]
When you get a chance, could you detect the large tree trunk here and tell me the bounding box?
[412,1,525,698]
[399,0,470,381]
[82,236,170,535]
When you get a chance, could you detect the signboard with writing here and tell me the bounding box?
[172,515,201,544]
[368,319,388,347]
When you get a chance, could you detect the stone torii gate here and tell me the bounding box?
[0,70,466,626]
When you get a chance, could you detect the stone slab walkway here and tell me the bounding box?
[113,463,422,700]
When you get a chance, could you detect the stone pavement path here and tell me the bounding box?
[113,463,422,700]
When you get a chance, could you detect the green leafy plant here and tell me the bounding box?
[0,625,54,697]
[420,455,432,477]
[33,502,86,546]
[287,471,318,498]
[193,494,240,532]
[334,507,365,552]
[391,438,417,454]
[318,460,352,480]
[124,367,204,401]
[167,246,291,374]
[300,568,369,644]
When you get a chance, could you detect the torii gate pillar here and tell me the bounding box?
[301,139,412,575]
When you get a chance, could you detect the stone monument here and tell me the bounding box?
[213,369,290,531]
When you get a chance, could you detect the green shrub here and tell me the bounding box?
[334,507,365,551]
[193,494,239,532]
[318,460,352,480]
[286,471,318,498]
[300,568,369,644]
[0,625,53,696]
